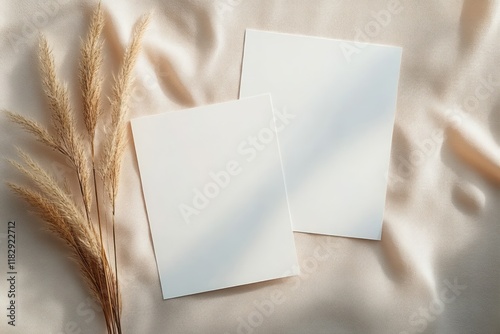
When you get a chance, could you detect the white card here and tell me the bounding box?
[240,29,402,239]
[131,95,299,299]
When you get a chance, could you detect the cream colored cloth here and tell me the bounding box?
[1,0,499,333]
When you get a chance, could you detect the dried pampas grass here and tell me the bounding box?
[4,3,149,333]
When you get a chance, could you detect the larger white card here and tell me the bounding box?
[131,95,299,299]
[240,29,402,239]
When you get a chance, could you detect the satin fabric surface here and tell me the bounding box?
[0,1,499,333]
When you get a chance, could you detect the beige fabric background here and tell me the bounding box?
[1,0,499,333]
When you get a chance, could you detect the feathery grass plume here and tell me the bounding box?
[80,2,104,142]
[7,184,77,250]
[3,111,59,151]
[101,13,151,203]
[100,13,150,323]
[78,4,113,326]
[38,36,93,223]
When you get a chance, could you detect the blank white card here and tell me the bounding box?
[131,95,299,299]
[240,29,402,239]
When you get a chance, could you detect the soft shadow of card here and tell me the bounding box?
[131,95,299,299]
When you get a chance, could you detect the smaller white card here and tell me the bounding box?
[131,95,299,299]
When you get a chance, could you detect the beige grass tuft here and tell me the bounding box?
[101,13,151,204]
[80,2,104,142]
[4,3,149,333]
[38,36,93,221]
[99,13,151,325]
[3,111,59,150]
